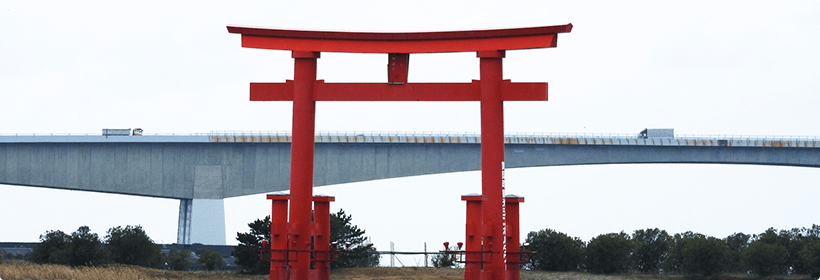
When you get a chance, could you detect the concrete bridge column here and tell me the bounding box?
[176,165,228,245]
[176,198,226,245]
[177,199,192,244]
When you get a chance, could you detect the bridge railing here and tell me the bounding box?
[210,131,820,141]
[0,133,211,136]
[209,130,485,138]
[675,134,820,141]
[4,131,820,142]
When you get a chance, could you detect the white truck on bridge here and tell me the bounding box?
[639,128,674,138]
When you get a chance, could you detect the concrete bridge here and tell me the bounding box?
[2,131,819,244]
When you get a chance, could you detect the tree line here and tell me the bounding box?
[21,208,377,273]
[24,225,225,270]
[29,209,819,278]
[524,225,820,278]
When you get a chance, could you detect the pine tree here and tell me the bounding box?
[232,209,379,274]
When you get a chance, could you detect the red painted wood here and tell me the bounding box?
[292,51,321,58]
[250,81,293,101]
[504,196,524,280]
[387,53,409,84]
[500,82,548,101]
[227,24,572,41]
[267,194,291,280]
[318,82,477,101]
[477,50,506,58]
[228,25,571,53]
[240,34,557,53]
[312,196,334,280]
[462,195,486,280]
[290,52,318,280]
[480,55,505,280]
[250,81,547,101]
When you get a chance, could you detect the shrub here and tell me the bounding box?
[431,246,457,268]
[66,226,107,266]
[28,230,70,264]
[799,240,820,278]
[197,249,226,271]
[743,239,788,276]
[723,232,750,273]
[585,232,634,274]
[667,232,727,277]
[525,229,584,271]
[28,226,107,266]
[165,248,193,270]
[232,216,271,274]
[105,225,162,268]
[631,228,670,274]
[329,209,379,269]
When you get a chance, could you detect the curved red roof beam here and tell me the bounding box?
[226,24,573,53]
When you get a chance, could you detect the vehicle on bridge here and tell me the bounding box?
[102,128,143,136]
[639,128,674,138]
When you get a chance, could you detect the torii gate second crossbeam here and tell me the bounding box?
[228,24,572,280]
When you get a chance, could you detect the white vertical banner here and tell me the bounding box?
[501,161,506,195]
[501,161,507,263]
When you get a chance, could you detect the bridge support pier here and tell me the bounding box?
[177,198,226,245]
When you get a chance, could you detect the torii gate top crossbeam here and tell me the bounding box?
[226,24,573,53]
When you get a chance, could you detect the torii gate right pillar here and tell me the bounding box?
[479,50,506,280]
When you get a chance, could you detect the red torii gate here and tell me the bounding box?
[227,24,572,280]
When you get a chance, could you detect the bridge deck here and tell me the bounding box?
[3,131,819,245]
[2,132,819,148]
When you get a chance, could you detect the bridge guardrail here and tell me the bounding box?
[209,130,820,141]
[3,131,820,147]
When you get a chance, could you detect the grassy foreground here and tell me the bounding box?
[330,267,673,280]
[1,264,813,280]
[0,264,640,280]
[0,263,267,280]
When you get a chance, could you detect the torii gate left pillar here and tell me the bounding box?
[228,24,571,280]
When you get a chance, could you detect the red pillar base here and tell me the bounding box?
[311,195,335,280]
[266,194,335,280]
[460,194,525,280]
[504,195,524,280]
[461,194,485,280]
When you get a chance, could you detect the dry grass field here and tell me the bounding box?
[328,267,655,280]
[0,263,267,280]
[0,264,814,280]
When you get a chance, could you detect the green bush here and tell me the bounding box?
[525,229,584,271]
[431,246,457,268]
[743,239,788,276]
[105,225,162,268]
[165,248,193,270]
[584,232,634,274]
[329,209,379,269]
[67,226,107,266]
[28,226,107,266]
[197,249,226,271]
[666,232,727,277]
[799,240,820,278]
[723,232,750,273]
[232,216,271,274]
[631,228,670,274]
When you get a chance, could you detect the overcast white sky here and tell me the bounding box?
[2,0,820,266]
